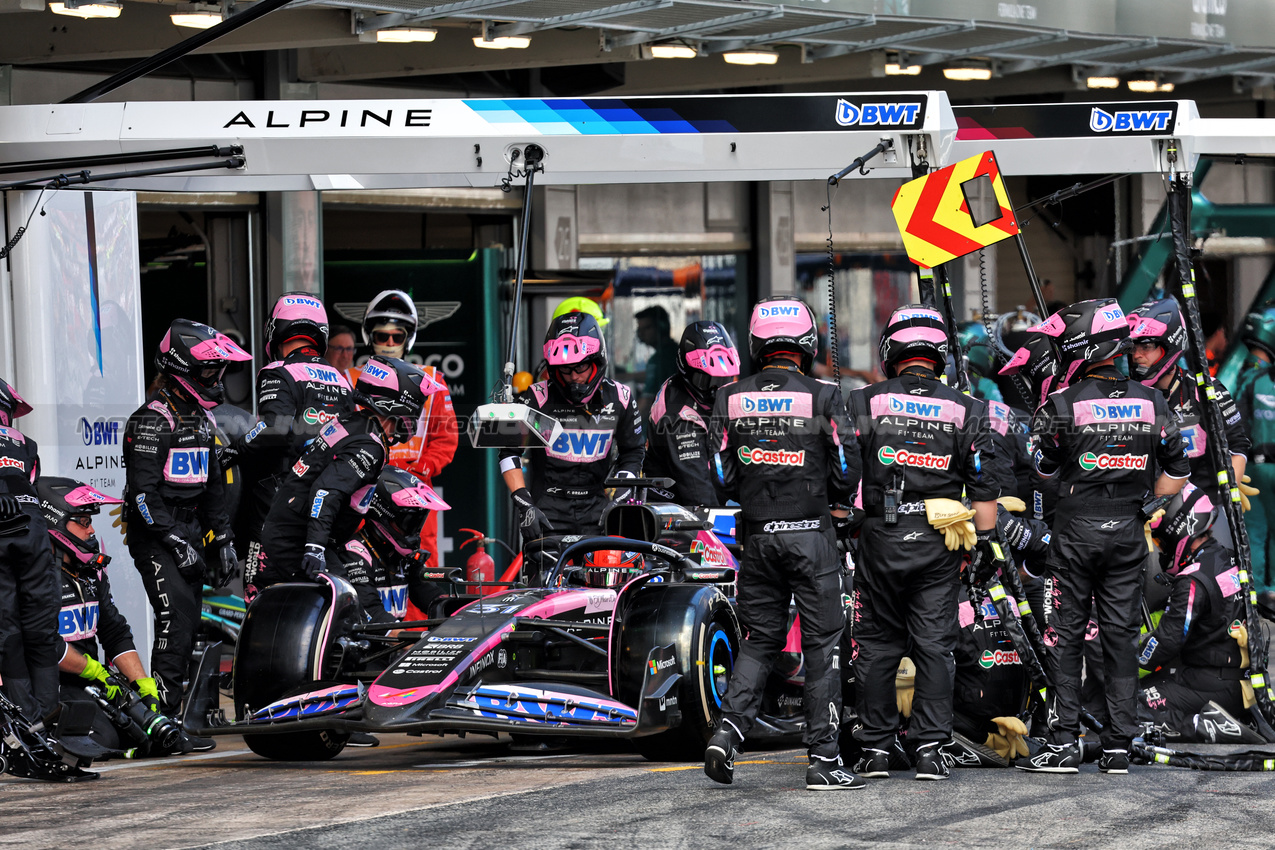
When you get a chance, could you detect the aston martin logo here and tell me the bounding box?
[333,301,461,330]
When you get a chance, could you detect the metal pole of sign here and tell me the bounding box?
[1014,232,1049,318]
[496,144,544,404]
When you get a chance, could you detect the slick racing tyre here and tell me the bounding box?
[615,583,740,761]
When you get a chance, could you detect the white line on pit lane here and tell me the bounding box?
[91,748,252,772]
[413,753,581,768]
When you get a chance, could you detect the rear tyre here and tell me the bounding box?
[618,585,739,762]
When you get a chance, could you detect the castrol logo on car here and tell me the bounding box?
[737,446,805,466]
[877,446,950,470]
[1078,452,1148,471]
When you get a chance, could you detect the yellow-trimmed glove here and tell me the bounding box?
[111,503,128,547]
[1230,620,1257,709]
[78,655,121,701]
[1240,475,1260,512]
[1143,508,1165,554]
[895,657,916,719]
[990,716,1030,759]
[925,498,977,552]
[997,496,1027,514]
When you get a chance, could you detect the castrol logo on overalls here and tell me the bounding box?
[1078,452,1148,471]
[877,446,950,470]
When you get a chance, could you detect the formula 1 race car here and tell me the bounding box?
[185,496,835,762]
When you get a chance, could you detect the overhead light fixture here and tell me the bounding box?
[942,62,992,81]
[723,49,778,66]
[377,27,437,43]
[171,10,222,28]
[650,43,697,59]
[49,0,121,17]
[1086,76,1120,89]
[1128,78,1174,93]
[885,62,922,76]
[473,35,530,49]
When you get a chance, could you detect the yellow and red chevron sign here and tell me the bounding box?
[890,150,1019,269]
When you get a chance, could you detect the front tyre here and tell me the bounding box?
[620,586,739,762]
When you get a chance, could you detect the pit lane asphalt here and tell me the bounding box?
[4,735,1275,849]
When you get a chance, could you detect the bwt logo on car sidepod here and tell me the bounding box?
[80,418,120,446]
[835,100,922,127]
[887,397,942,418]
[1089,107,1173,133]
[1078,452,1148,471]
[738,447,805,466]
[978,649,1021,668]
[877,446,951,470]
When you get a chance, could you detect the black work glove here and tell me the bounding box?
[0,493,20,518]
[511,488,553,541]
[301,544,326,581]
[209,531,238,587]
[216,442,240,470]
[163,532,203,578]
[605,471,637,512]
[970,528,1009,586]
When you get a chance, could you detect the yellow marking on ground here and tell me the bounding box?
[649,759,781,772]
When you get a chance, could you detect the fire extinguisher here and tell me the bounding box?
[459,528,496,596]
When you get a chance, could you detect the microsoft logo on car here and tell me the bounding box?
[1079,452,1148,471]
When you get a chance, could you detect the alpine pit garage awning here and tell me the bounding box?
[2,91,1275,192]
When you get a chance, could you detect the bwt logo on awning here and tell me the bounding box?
[835,100,922,127]
[1089,107,1173,133]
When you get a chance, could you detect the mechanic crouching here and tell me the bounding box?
[703,296,864,791]
[1141,484,1259,744]
[847,305,1001,781]
[41,477,205,756]
[256,355,433,621]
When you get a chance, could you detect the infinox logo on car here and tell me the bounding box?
[1078,452,1148,471]
[877,446,950,470]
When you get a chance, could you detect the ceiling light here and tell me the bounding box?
[171,10,222,28]
[943,64,992,81]
[723,49,778,66]
[473,35,530,49]
[49,0,121,17]
[1128,79,1174,93]
[377,27,437,43]
[1086,76,1120,89]
[885,62,922,76]
[650,43,697,59]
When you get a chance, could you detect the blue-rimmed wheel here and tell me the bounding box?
[627,587,740,762]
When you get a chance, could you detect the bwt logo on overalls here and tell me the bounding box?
[1090,403,1145,420]
[1089,107,1173,133]
[165,448,210,480]
[835,100,921,126]
[304,365,340,383]
[887,397,941,417]
[81,418,120,446]
[742,396,794,414]
[551,431,613,457]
